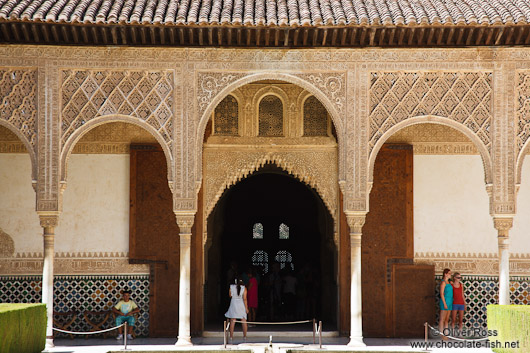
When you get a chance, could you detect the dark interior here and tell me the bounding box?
[205,164,337,329]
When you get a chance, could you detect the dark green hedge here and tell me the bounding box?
[487,305,530,353]
[0,304,46,353]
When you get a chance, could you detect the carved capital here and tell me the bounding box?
[345,213,367,235]
[179,233,192,247]
[175,213,196,234]
[493,217,513,238]
[38,213,59,229]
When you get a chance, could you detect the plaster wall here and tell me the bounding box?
[414,155,499,254]
[0,153,41,253]
[55,154,130,254]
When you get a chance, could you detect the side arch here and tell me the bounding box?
[60,114,174,184]
[368,116,493,185]
[196,73,346,184]
[0,119,37,181]
[516,139,530,185]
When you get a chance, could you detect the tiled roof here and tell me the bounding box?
[1,0,530,27]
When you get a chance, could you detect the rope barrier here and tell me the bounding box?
[425,323,489,342]
[232,319,312,325]
[52,323,125,335]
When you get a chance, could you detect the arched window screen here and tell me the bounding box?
[252,250,269,274]
[275,250,294,271]
[259,95,283,136]
[214,95,238,135]
[279,223,289,239]
[303,96,328,136]
[253,223,263,239]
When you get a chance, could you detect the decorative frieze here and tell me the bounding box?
[415,252,530,276]
[0,252,149,275]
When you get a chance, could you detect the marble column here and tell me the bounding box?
[39,214,59,349]
[494,217,513,305]
[346,213,366,347]
[175,214,195,346]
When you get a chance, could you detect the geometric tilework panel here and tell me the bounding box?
[0,275,149,337]
[370,72,492,154]
[434,276,530,329]
[61,70,174,151]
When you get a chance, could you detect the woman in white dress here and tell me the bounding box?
[225,277,249,342]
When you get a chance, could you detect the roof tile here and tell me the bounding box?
[1,0,529,27]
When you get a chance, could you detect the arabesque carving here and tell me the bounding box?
[203,146,338,222]
[61,70,174,153]
[0,228,15,257]
[370,72,492,155]
[0,69,37,152]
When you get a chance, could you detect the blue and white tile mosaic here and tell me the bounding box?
[434,276,530,329]
[0,275,149,337]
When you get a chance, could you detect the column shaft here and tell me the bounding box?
[494,217,512,305]
[346,214,366,347]
[176,233,192,344]
[41,221,56,348]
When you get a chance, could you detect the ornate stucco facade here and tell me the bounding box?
[1,45,530,344]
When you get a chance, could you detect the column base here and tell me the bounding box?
[45,337,55,348]
[347,336,365,347]
[175,336,193,346]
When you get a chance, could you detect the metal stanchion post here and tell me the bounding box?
[318,321,322,349]
[123,322,128,350]
[424,322,430,352]
[224,320,227,348]
[312,318,316,344]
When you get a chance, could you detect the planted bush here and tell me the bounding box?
[0,303,46,353]
[487,305,530,353]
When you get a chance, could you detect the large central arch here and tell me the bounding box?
[205,165,337,328]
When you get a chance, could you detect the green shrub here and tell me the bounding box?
[0,303,46,353]
[487,305,530,353]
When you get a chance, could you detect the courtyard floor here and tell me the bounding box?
[43,336,494,353]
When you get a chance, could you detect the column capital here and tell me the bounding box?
[493,216,513,238]
[175,212,195,234]
[38,213,59,229]
[345,212,367,235]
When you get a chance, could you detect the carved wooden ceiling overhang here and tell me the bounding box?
[2,0,530,47]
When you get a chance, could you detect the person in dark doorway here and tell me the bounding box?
[451,272,466,333]
[282,267,297,319]
[112,289,140,340]
[246,268,258,327]
[225,277,249,343]
[439,268,453,340]
[268,262,282,320]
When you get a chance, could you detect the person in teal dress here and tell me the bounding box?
[439,268,453,340]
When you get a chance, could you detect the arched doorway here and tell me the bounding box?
[205,164,337,328]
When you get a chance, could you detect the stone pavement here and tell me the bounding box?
[43,336,494,353]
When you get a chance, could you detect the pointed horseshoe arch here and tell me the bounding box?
[0,119,37,181]
[196,72,346,183]
[368,116,493,185]
[60,114,174,183]
[205,155,337,222]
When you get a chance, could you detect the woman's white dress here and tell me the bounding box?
[225,284,247,319]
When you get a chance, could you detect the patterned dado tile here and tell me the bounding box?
[434,276,530,329]
[0,275,149,337]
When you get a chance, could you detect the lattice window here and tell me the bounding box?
[303,96,328,136]
[253,223,263,239]
[275,250,294,271]
[214,95,238,135]
[252,250,269,274]
[279,223,289,239]
[259,95,283,136]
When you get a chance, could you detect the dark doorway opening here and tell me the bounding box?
[205,164,337,330]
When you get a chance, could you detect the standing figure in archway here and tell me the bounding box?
[246,268,258,326]
[439,268,453,340]
[451,273,466,333]
[225,277,248,343]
